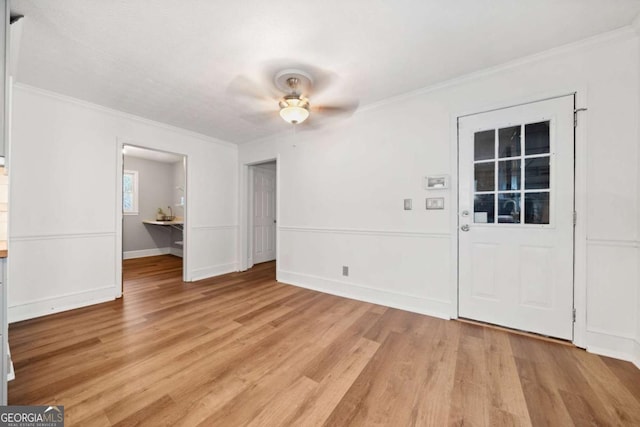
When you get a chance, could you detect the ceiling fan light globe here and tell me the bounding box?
[279,103,310,124]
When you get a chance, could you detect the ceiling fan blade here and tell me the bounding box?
[304,65,335,96]
[226,75,279,102]
[238,110,280,125]
[295,64,334,97]
[311,100,359,116]
[228,61,357,131]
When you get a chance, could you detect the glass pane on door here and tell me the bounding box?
[525,121,550,155]
[498,160,521,191]
[472,118,553,227]
[525,192,550,224]
[498,193,521,224]
[499,126,521,158]
[474,194,495,223]
[474,130,495,161]
[474,162,494,191]
[525,157,550,189]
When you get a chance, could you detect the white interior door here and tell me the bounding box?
[253,166,277,264]
[458,96,575,340]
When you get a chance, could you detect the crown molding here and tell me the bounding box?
[358,26,637,115]
[242,24,639,147]
[14,20,637,151]
[12,83,237,149]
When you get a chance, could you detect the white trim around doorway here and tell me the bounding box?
[238,156,280,273]
[115,138,190,295]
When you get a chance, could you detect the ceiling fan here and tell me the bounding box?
[228,62,359,127]
[277,72,311,124]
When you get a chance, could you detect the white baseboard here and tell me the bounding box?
[277,269,452,320]
[8,285,116,323]
[586,330,640,368]
[190,263,238,281]
[123,247,171,259]
[170,247,183,258]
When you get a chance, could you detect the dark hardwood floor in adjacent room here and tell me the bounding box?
[8,255,640,426]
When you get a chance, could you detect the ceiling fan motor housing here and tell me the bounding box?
[279,94,309,109]
[275,69,313,124]
[279,94,310,124]
[274,69,313,94]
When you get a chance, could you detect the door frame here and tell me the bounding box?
[238,156,279,272]
[249,162,277,266]
[115,138,190,297]
[450,89,588,348]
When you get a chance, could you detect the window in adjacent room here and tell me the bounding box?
[123,170,139,215]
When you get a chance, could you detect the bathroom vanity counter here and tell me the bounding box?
[142,220,183,226]
[142,219,184,232]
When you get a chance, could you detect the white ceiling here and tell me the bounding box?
[11,0,640,144]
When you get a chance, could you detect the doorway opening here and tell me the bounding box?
[121,144,187,295]
[247,160,277,270]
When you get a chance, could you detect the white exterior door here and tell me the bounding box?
[252,166,277,264]
[458,96,575,340]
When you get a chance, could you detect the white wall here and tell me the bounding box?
[240,28,640,365]
[8,84,238,322]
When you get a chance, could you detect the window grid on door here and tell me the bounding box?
[473,120,551,225]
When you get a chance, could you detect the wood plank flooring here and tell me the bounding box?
[8,255,640,426]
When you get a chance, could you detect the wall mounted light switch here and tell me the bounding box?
[426,197,445,210]
[404,199,413,210]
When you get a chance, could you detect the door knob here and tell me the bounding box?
[460,224,470,232]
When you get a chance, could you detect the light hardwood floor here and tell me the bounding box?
[8,255,640,426]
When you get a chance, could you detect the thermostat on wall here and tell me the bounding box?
[424,175,449,190]
[426,198,445,210]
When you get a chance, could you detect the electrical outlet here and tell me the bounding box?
[342,266,349,276]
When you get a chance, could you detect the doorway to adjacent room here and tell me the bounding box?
[120,144,187,294]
